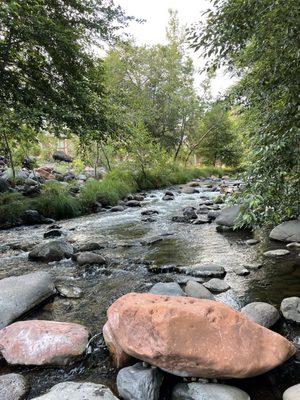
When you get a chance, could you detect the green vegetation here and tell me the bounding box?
[0,193,28,227]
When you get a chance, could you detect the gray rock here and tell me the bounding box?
[203,278,230,293]
[280,297,300,324]
[141,209,159,216]
[241,302,280,328]
[110,205,125,212]
[174,275,204,284]
[125,200,141,207]
[286,242,300,249]
[283,384,300,400]
[235,268,250,276]
[44,229,62,239]
[0,373,29,400]
[32,382,118,400]
[243,263,263,271]
[183,207,198,220]
[29,240,73,262]
[76,251,106,266]
[245,239,260,245]
[163,194,174,201]
[56,284,83,298]
[117,362,164,400]
[141,236,163,246]
[0,272,55,329]
[215,205,241,227]
[172,382,250,400]
[23,210,53,225]
[270,220,300,243]
[263,249,290,257]
[207,210,221,220]
[182,263,226,278]
[149,282,185,297]
[172,216,189,223]
[147,264,178,274]
[181,186,199,194]
[193,217,210,224]
[78,242,105,252]
[184,280,214,300]
[52,151,73,163]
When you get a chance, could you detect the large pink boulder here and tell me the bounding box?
[103,293,296,378]
[0,320,89,366]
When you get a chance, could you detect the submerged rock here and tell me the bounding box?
[241,302,280,328]
[280,297,300,324]
[283,384,300,400]
[263,249,290,257]
[0,272,55,329]
[172,382,250,400]
[0,320,89,366]
[32,382,118,400]
[29,240,73,262]
[184,280,214,300]
[149,282,185,297]
[270,220,300,243]
[0,373,29,400]
[103,293,295,378]
[117,362,164,400]
[44,229,62,238]
[215,205,241,227]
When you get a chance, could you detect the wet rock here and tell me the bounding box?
[142,217,156,223]
[0,272,55,329]
[165,191,174,196]
[204,278,230,293]
[182,263,226,278]
[207,210,221,220]
[286,242,300,249]
[241,302,280,328]
[245,239,260,245]
[117,362,164,400]
[215,205,241,227]
[243,263,263,271]
[141,209,159,216]
[204,200,214,206]
[76,251,106,266]
[270,220,300,243]
[29,240,73,262]
[0,373,29,400]
[235,268,250,276]
[216,225,232,233]
[125,200,141,207]
[197,205,210,214]
[32,382,118,400]
[149,282,185,297]
[193,217,210,224]
[133,194,145,202]
[183,207,197,220]
[56,284,83,298]
[141,236,163,246]
[172,216,189,223]
[44,229,62,238]
[187,181,200,187]
[0,320,89,366]
[78,242,105,252]
[103,293,296,378]
[181,186,199,194]
[52,151,73,163]
[162,194,174,201]
[280,297,300,324]
[147,264,178,274]
[283,384,300,400]
[174,275,204,284]
[264,249,290,257]
[23,210,53,225]
[172,382,250,400]
[184,280,214,300]
[110,205,125,212]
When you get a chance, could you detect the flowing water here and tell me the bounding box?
[0,181,299,399]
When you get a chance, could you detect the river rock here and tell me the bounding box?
[52,151,73,163]
[263,249,290,257]
[245,239,260,245]
[184,280,214,300]
[32,382,118,400]
[181,186,199,194]
[182,263,226,278]
[125,200,141,207]
[141,209,159,216]
[29,240,73,262]
[23,210,53,225]
[0,373,29,400]
[43,229,62,238]
[149,282,185,297]
[110,205,125,212]
[103,293,296,377]
[0,272,55,329]
[241,302,280,328]
[270,220,300,243]
[172,216,189,223]
[172,382,250,400]
[76,251,106,266]
[215,205,241,227]
[207,210,221,220]
[183,207,198,220]
[117,362,164,400]
[193,216,210,224]
[163,194,174,201]
[0,320,89,366]
[78,242,105,252]
[286,242,300,249]
[203,278,230,293]
[280,297,300,324]
[56,284,83,298]
[283,384,300,400]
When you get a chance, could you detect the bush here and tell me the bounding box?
[0,192,28,227]
[32,182,81,219]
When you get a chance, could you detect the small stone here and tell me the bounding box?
[110,206,125,212]
[0,373,29,400]
[44,229,62,239]
[78,242,105,252]
[162,194,174,201]
[141,210,159,216]
[286,242,300,249]
[56,284,83,298]
[203,278,230,293]
[172,382,250,400]
[283,384,300,400]
[183,207,197,220]
[235,268,250,276]
[185,281,214,300]
[125,200,141,207]
[76,252,106,266]
[149,282,185,297]
[264,249,290,257]
[245,239,260,245]
[280,297,300,324]
[147,264,178,274]
[241,302,280,328]
[244,263,263,270]
[174,275,204,284]
[193,217,210,224]
[181,186,199,194]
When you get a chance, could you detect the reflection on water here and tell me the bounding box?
[0,185,299,399]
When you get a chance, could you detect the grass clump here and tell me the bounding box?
[32,181,81,220]
[0,192,29,227]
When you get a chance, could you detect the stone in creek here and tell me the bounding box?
[125,200,141,207]
[103,293,296,378]
[162,194,174,201]
[235,268,250,276]
[183,207,198,220]
[283,384,300,400]
[172,382,250,400]
[78,242,106,252]
[286,242,300,249]
[280,297,300,324]
[76,251,106,266]
[193,217,210,224]
[207,210,221,220]
[187,181,200,187]
[117,362,164,400]
[23,210,54,225]
[245,239,260,245]
[56,284,83,299]
[181,263,226,278]
[43,229,62,239]
[215,205,241,227]
[203,278,230,293]
[149,282,185,297]
[142,217,156,223]
[0,320,89,366]
[264,249,290,257]
[28,240,73,262]
[243,263,263,271]
[110,205,125,212]
[31,382,118,400]
[0,272,55,329]
[0,373,29,400]
[141,209,159,216]
[174,275,204,284]
[270,220,300,243]
[181,186,199,194]
[172,216,189,223]
[241,302,280,328]
[184,280,214,300]
[147,264,178,274]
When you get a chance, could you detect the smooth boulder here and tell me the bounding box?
[215,205,241,227]
[184,280,214,300]
[270,220,300,243]
[103,293,295,378]
[0,320,89,365]
[241,302,280,328]
[0,272,55,329]
[32,382,118,400]
[117,362,163,400]
[172,382,250,400]
[283,384,300,400]
[203,278,230,293]
[29,240,73,262]
[280,297,300,324]
[149,282,185,297]
[0,373,29,400]
[264,249,290,257]
[76,251,106,266]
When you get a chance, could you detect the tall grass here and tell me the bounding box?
[0,192,28,227]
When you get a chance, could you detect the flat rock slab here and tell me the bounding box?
[215,205,241,227]
[103,293,295,378]
[270,220,300,242]
[172,382,250,400]
[0,373,29,400]
[0,320,89,366]
[32,382,118,400]
[0,272,55,329]
[203,278,230,293]
[181,263,226,278]
[283,384,300,400]
[29,240,73,262]
[264,249,290,257]
[280,297,300,324]
[149,282,185,297]
[241,302,280,328]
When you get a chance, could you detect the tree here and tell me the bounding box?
[190,0,300,225]
[0,0,128,177]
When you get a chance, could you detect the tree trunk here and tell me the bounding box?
[99,140,112,172]
[1,131,15,179]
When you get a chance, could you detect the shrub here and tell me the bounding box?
[0,192,29,227]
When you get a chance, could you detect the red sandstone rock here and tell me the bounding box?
[103,293,296,378]
[35,167,55,180]
[0,320,89,366]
